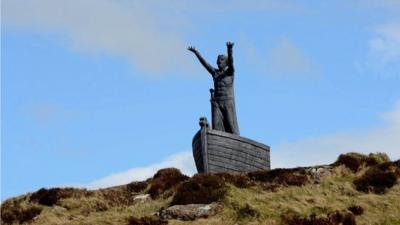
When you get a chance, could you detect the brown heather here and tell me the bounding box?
[333,152,390,172]
[148,168,189,199]
[170,173,227,205]
[353,161,398,194]
[127,216,168,225]
[127,181,149,193]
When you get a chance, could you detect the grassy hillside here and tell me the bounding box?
[1,152,399,225]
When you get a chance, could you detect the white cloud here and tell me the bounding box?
[86,151,196,189]
[2,0,302,76]
[272,100,400,168]
[2,0,191,75]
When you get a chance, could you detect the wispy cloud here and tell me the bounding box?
[353,0,400,76]
[242,37,317,78]
[358,0,400,13]
[2,0,302,76]
[188,0,303,13]
[21,103,75,127]
[86,151,196,189]
[369,23,400,66]
[29,104,60,124]
[356,22,400,77]
[273,100,400,168]
[3,0,191,75]
[265,38,315,76]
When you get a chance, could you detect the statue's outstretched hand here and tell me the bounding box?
[188,46,197,53]
[226,41,234,48]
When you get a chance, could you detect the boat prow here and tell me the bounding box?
[192,117,270,173]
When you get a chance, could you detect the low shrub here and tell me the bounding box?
[248,168,309,186]
[100,187,135,206]
[20,205,42,222]
[214,172,253,188]
[261,183,281,192]
[334,152,390,172]
[394,159,400,167]
[127,216,168,225]
[354,166,397,194]
[347,205,364,216]
[395,160,400,177]
[148,168,189,199]
[328,211,344,224]
[88,198,109,212]
[237,204,260,219]
[249,168,292,182]
[1,209,16,224]
[30,187,88,206]
[376,162,394,171]
[334,153,365,172]
[1,202,42,224]
[342,212,356,225]
[281,212,333,225]
[127,181,148,193]
[171,173,227,205]
[366,153,390,166]
[275,172,309,186]
[281,210,357,225]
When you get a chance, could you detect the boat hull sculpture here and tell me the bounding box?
[192,118,270,173]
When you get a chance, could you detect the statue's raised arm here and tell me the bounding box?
[226,42,234,73]
[188,46,215,75]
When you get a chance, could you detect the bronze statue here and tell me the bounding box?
[188,42,239,135]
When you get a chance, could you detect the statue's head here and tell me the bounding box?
[217,54,227,70]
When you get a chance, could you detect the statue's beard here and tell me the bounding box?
[218,64,227,70]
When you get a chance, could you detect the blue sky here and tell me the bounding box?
[2,0,400,199]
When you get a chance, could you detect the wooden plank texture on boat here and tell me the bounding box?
[192,121,270,173]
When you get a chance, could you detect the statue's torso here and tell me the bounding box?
[213,70,234,99]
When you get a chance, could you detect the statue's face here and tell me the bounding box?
[217,55,227,70]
